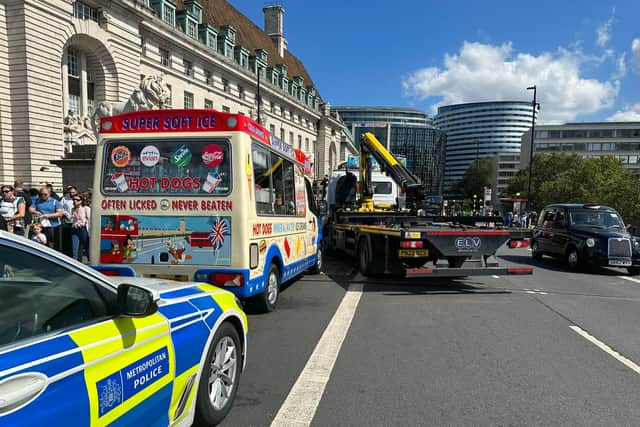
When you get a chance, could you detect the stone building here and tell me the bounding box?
[0,0,353,190]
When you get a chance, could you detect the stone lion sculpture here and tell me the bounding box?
[91,75,171,135]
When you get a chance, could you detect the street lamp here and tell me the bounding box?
[526,85,540,206]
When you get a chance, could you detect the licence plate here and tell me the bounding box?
[398,249,430,257]
[145,274,190,282]
[609,259,632,266]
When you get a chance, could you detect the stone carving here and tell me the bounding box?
[64,109,95,151]
[91,75,171,135]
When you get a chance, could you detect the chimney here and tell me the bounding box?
[263,4,287,57]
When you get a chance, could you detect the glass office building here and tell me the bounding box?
[332,106,446,194]
[434,101,534,189]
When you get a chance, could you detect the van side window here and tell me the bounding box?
[252,144,273,215]
[251,142,296,216]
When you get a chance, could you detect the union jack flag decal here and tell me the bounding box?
[207,217,229,255]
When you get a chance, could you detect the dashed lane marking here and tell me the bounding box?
[271,284,364,427]
[570,325,640,375]
[492,275,500,279]
[619,276,640,285]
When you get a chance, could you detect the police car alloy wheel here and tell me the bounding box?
[194,322,241,426]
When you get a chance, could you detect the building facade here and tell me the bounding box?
[491,153,520,205]
[332,106,446,195]
[520,122,640,174]
[434,101,535,189]
[0,0,352,190]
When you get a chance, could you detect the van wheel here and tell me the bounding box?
[357,238,372,276]
[308,248,322,274]
[193,322,241,426]
[253,264,279,313]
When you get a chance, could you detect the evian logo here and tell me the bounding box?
[202,144,224,167]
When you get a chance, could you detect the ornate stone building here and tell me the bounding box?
[0,0,353,189]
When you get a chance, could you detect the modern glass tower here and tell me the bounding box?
[332,106,446,195]
[434,101,534,189]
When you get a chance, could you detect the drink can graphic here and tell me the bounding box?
[202,172,222,193]
[202,144,224,167]
[171,144,192,167]
[112,172,129,192]
[111,145,131,167]
[140,145,160,167]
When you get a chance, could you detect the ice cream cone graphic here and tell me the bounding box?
[246,154,252,200]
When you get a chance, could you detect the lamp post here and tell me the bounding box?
[526,85,539,207]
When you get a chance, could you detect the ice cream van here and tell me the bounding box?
[91,109,321,312]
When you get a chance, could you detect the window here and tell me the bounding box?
[222,78,229,93]
[305,138,309,152]
[280,128,285,141]
[238,86,245,100]
[165,84,172,107]
[183,59,193,77]
[204,99,213,109]
[101,139,231,196]
[67,48,79,77]
[159,48,171,67]
[73,1,99,22]
[184,91,194,109]
[205,70,212,85]
[297,135,302,149]
[140,37,147,56]
[252,143,296,216]
[162,3,175,26]
[67,48,81,114]
[186,19,198,39]
[0,244,116,346]
[222,105,230,113]
[289,132,294,146]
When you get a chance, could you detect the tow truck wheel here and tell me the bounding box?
[358,239,372,276]
[628,267,640,276]
[531,240,543,260]
[252,264,279,313]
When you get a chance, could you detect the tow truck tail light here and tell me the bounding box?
[508,239,530,249]
[208,273,244,287]
[400,240,423,249]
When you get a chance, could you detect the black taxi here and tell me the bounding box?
[531,204,640,275]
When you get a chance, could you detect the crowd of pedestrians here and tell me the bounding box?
[0,181,91,262]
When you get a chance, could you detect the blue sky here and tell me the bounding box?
[231,0,640,124]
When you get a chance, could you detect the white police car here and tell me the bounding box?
[0,230,247,426]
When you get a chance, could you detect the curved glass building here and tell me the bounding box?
[434,101,534,189]
[332,106,446,194]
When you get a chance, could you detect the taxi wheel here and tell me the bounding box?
[628,267,640,276]
[252,264,279,313]
[566,247,580,269]
[531,240,543,260]
[194,322,242,426]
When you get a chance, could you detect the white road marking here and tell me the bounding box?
[492,275,500,279]
[619,276,640,285]
[569,325,640,375]
[271,284,364,427]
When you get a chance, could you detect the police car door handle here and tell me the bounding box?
[0,373,47,413]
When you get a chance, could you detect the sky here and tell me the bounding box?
[229,0,640,124]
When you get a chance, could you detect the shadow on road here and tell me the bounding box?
[499,254,627,276]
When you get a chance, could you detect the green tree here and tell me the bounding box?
[453,157,494,200]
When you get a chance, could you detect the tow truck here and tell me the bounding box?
[322,132,532,277]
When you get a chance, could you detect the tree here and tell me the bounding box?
[453,158,494,200]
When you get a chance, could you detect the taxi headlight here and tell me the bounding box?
[586,238,596,248]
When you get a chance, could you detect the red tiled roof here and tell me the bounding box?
[176,0,320,99]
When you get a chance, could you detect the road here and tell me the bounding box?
[222,246,640,426]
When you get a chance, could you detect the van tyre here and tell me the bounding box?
[194,322,241,426]
[308,248,322,274]
[253,264,279,313]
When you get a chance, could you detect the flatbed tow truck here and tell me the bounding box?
[322,132,533,277]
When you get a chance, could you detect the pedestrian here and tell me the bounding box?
[13,180,32,235]
[30,186,64,249]
[0,185,26,236]
[46,183,61,201]
[59,185,78,257]
[71,193,90,261]
[0,215,7,231]
[30,223,47,245]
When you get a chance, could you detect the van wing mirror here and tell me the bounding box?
[117,284,158,317]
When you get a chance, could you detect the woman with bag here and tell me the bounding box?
[71,194,90,261]
[0,185,26,236]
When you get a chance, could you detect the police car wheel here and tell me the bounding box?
[194,322,241,426]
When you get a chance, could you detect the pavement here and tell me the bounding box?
[221,246,640,427]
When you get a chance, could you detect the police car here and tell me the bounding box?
[0,230,247,426]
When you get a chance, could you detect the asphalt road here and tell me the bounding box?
[222,246,640,426]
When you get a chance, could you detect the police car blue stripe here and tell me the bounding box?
[170,321,211,376]
[190,296,221,329]
[159,287,204,299]
[158,301,198,320]
[0,335,79,379]
[108,382,172,427]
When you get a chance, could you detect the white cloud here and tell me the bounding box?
[607,104,640,121]
[596,15,614,47]
[402,41,619,123]
[632,38,640,74]
[613,52,627,79]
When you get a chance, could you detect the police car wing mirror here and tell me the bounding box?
[117,284,158,317]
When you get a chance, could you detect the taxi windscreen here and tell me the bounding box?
[101,139,231,195]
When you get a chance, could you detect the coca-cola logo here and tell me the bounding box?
[202,144,224,167]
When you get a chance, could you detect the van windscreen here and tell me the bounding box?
[101,139,231,195]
